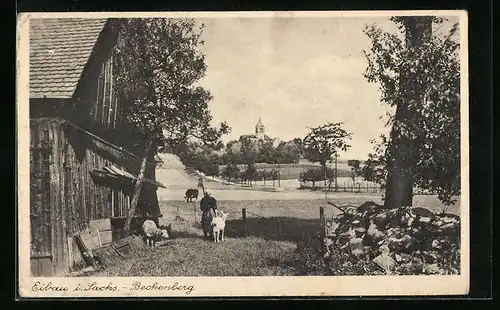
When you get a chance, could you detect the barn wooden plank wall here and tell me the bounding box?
[29,118,161,276]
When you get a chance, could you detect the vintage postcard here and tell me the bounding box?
[17,10,469,297]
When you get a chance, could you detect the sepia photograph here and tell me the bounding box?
[17,10,469,297]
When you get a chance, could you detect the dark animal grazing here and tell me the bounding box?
[184,188,199,202]
[200,192,218,238]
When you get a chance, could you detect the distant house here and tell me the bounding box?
[29,18,165,276]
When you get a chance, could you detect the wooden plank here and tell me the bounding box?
[112,90,118,128]
[55,122,69,276]
[41,128,51,256]
[81,150,87,229]
[115,235,149,254]
[117,191,122,218]
[78,227,102,251]
[103,57,110,125]
[64,150,76,234]
[74,231,100,270]
[107,56,114,127]
[30,123,42,255]
[89,150,95,220]
[89,218,112,231]
[92,235,148,269]
[37,258,53,277]
[72,164,81,234]
[93,246,120,267]
[67,236,74,271]
[31,259,40,277]
[48,122,58,276]
[112,189,117,218]
[70,235,85,269]
[94,64,101,120]
[99,231,113,246]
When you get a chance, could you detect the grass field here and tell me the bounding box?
[89,154,462,277]
[90,237,300,277]
[90,195,460,277]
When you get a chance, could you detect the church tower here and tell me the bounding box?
[255,117,265,140]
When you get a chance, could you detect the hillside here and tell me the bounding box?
[155,153,200,189]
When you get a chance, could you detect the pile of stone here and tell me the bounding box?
[323,201,460,275]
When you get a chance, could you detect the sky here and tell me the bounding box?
[195,16,459,160]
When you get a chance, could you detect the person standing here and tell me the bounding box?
[200,191,217,239]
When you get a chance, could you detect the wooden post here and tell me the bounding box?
[111,189,115,218]
[334,153,338,192]
[320,206,326,240]
[323,166,327,202]
[67,236,73,272]
[242,208,247,237]
[277,218,282,238]
[277,161,281,187]
[193,203,197,223]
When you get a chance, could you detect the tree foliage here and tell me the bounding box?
[243,163,258,185]
[220,137,302,165]
[363,17,460,206]
[112,18,230,147]
[347,159,362,182]
[177,141,220,176]
[110,18,230,234]
[222,163,240,183]
[302,122,352,169]
[360,152,387,186]
[299,167,335,188]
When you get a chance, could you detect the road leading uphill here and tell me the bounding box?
[155,153,200,189]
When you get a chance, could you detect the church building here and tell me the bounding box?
[240,117,280,147]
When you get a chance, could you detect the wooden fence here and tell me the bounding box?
[236,207,325,247]
[300,182,382,193]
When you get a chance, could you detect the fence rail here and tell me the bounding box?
[237,207,325,247]
[167,202,331,253]
[300,181,382,193]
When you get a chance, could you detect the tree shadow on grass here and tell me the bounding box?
[168,216,324,250]
[225,217,322,245]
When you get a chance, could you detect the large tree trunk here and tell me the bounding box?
[383,16,432,209]
[124,138,154,236]
[383,120,415,209]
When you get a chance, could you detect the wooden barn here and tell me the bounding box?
[29,18,166,276]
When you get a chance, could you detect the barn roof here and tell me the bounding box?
[92,165,166,189]
[29,18,108,99]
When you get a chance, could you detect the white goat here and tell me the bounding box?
[141,220,170,247]
[211,210,229,243]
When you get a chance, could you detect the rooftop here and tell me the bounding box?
[29,18,108,99]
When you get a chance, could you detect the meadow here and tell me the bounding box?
[92,194,459,277]
[218,161,354,179]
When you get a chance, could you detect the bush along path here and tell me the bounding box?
[322,201,461,275]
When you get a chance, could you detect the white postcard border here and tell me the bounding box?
[17,10,470,298]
